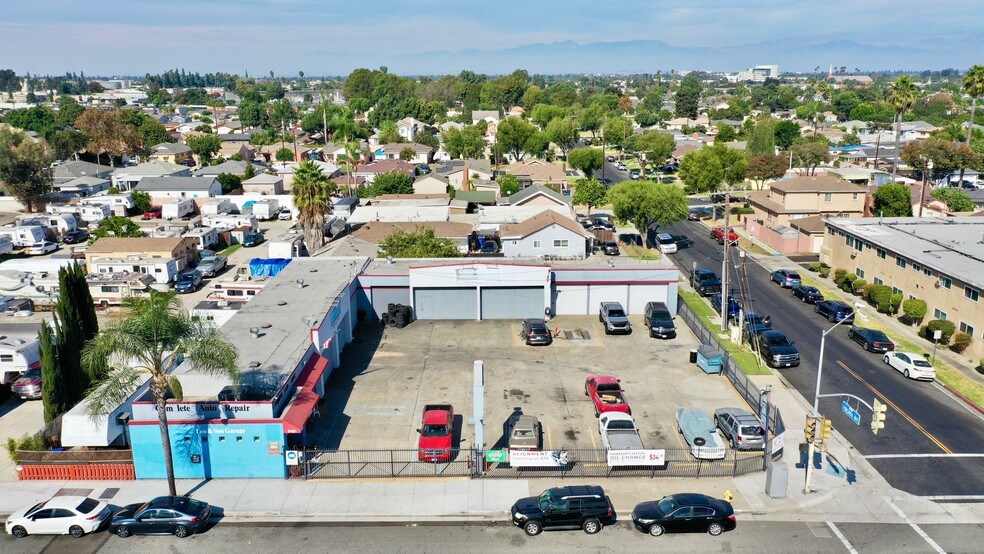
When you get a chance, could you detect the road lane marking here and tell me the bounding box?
[924,495,984,501]
[825,521,859,554]
[836,360,952,454]
[863,453,984,459]
[884,497,945,554]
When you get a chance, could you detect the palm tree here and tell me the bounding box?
[83,291,238,496]
[887,76,918,178]
[292,160,335,252]
[963,65,984,144]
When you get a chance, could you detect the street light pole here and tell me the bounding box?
[805,308,859,493]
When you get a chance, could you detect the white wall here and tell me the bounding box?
[502,225,587,258]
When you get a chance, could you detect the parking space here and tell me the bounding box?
[312,314,752,456]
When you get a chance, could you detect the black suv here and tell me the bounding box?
[689,268,722,297]
[511,485,617,536]
[644,301,676,339]
[520,319,553,346]
[755,329,800,368]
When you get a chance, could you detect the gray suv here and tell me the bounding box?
[600,302,632,335]
[713,407,765,451]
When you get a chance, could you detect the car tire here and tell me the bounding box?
[708,522,724,536]
[904,369,910,379]
[814,305,820,313]
[115,526,131,538]
[730,437,737,450]
[649,523,665,537]
[69,525,85,538]
[11,525,27,538]
[582,518,602,534]
[524,520,543,536]
[174,525,189,538]
[829,314,837,323]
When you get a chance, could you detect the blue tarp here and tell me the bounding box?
[249,258,292,277]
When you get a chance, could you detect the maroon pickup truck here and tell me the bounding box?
[584,375,631,418]
[417,403,454,462]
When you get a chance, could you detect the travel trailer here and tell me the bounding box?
[161,198,196,220]
[87,272,158,307]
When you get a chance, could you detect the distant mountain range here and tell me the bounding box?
[348,37,984,75]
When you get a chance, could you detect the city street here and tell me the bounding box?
[661,218,984,498]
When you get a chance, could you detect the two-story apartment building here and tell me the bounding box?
[147,143,193,165]
[821,217,984,358]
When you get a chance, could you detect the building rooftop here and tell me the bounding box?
[500,209,591,239]
[173,257,371,400]
[87,237,186,254]
[826,217,984,289]
[136,176,217,192]
[771,175,859,193]
[114,160,187,176]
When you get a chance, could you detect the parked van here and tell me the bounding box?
[644,301,676,339]
[161,198,196,220]
[655,233,677,254]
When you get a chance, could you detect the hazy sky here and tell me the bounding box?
[1,0,979,75]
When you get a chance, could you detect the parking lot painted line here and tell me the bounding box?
[825,521,859,554]
[836,360,952,455]
[884,496,946,554]
[863,453,984,459]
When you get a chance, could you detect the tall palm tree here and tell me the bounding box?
[963,65,984,144]
[83,291,238,496]
[292,160,334,252]
[887,76,918,179]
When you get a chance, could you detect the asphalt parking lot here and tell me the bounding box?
[312,315,751,454]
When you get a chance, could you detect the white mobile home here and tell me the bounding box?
[204,213,258,231]
[82,194,135,217]
[0,335,41,385]
[161,198,196,220]
[182,227,220,251]
[87,272,157,307]
[201,198,234,216]
[0,226,47,248]
[16,214,78,235]
[89,255,180,284]
[252,199,280,221]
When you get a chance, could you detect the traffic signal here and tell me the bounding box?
[805,417,818,440]
[871,398,887,434]
[820,418,833,440]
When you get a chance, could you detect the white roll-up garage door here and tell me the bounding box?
[413,287,478,319]
[480,287,545,319]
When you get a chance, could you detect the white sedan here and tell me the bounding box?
[27,241,58,255]
[883,351,936,381]
[5,496,111,538]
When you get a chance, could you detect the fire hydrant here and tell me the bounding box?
[724,490,733,502]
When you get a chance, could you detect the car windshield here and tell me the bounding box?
[513,429,534,438]
[912,358,932,368]
[421,424,448,437]
[529,325,546,334]
[767,336,793,347]
[537,490,552,511]
[178,273,196,282]
[656,496,678,515]
[608,308,625,317]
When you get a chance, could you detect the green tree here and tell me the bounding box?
[89,215,144,244]
[497,174,521,197]
[674,75,702,120]
[774,120,801,149]
[275,147,295,161]
[530,104,567,129]
[871,182,913,217]
[216,173,242,194]
[791,141,830,175]
[130,190,151,213]
[441,125,485,159]
[716,124,738,142]
[75,108,138,166]
[185,134,221,165]
[831,91,861,121]
[378,120,402,144]
[606,180,689,244]
[963,65,984,144]
[399,147,415,162]
[577,104,606,139]
[631,130,675,178]
[39,322,65,423]
[931,187,976,212]
[84,291,239,496]
[365,170,414,197]
[49,130,87,161]
[238,101,268,128]
[887,76,919,178]
[567,148,602,178]
[746,117,777,156]
[55,97,85,128]
[496,116,537,160]
[1,105,56,138]
[571,177,607,214]
[679,148,724,193]
[292,160,336,251]
[53,262,101,407]
[378,227,461,258]
[0,126,54,211]
[745,153,787,189]
[602,116,632,151]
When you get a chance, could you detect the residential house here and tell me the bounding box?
[218,142,256,162]
[271,160,340,191]
[215,121,243,134]
[192,160,265,178]
[347,206,450,224]
[413,174,451,195]
[112,161,191,191]
[827,167,891,187]
[501,159,568,189]
[506,183,571,211]
[499,210,591,259]
[241,173,284,195]
[135,176,222,199]
[52,176,111,198]
[395,117,426,142]
[373,142,434,165]
[433,159,494,190]
[349,221,473,253]
[821,217,984,358]
[85,236,200,271]
[353,159,416,184]
[52,160,113,185]
[472,110,500,125]
[147,143,193,165]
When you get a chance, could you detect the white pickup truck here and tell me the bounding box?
[598,412,645,450]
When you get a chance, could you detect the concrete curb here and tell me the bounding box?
[940,382,984,416]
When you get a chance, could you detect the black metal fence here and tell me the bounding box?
[300,447,765,480]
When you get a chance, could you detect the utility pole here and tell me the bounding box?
[719,192,731,332]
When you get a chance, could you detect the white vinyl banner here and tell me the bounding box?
[509,450,570,467]
[606,449,666,467]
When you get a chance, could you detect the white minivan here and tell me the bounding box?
[656,233,677,254]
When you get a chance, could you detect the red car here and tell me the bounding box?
[417,403,454,462]
[142,207,162,219]
[11,368,42,400]
[710,227,738,244]
[584,375,630,417]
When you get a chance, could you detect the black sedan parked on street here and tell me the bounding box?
[109,496,211,538]
[791,285,824,304]
[847,325,896,353]
[631,493,736,537]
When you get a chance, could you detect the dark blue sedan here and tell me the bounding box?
[791,285,824,304]
[109,496,211,538]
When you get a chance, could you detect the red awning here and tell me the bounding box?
[281,354,330,434]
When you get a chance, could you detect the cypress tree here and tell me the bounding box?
[54,261,102,405]
[39,321,65,424]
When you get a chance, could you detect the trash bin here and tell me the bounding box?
[696,345,724,374]
[689,349,698,364]
[765,462,788,498]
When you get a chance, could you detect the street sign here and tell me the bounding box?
[771,432,784,453]
[285,451,300,466]
[841,400,861,426]
[485,450,507,463]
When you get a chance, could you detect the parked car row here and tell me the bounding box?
[511,486,736,538]
[5,495,212,539]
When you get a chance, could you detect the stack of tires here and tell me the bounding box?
[383,303,412,328]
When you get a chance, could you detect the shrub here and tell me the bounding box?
[818,266,831,278]
[868,285,892,308]
[977,359,984,375]
[921,319,957,344]
[5,432,45,463]
[851,278,867,294]
[889,293,903,314]
[878,301,891,313]
[833,268,848,286]
[860,283,874,298]
[808,262,823,273]
[902,299,928,323]
[730,206,755,215]
[952,332,973,353]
